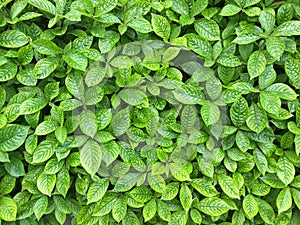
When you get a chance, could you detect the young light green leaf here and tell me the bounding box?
[34,196,48,221]
[257,198,275,224]
[220,4,241,16]
[80,140,102,176]
[230,97,249,127]
[246,103,268,133]
[217,174,240,199]
[247,50,266,79]
[151,14,171,40]
[273,21,300,36]
[37,172,56,197]
[259,91,281,114]
[0,30,28,48]
[32,39,62,55]
[143,199,156,222]
[180,184,192,210]
[112,196,127,223]
[0,197,17,221]
[196,197,231,216]
[276,188,292,214]
[243,194,258,219]
[0,125,29,152]
[201,101,220,126]
[194,18,220,41]
[87,179,109,204]
[277,156,295,186]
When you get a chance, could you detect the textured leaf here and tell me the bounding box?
[0,125,29,152]
[0,30,28,48]
[0,197,17,221]
[243,194,258,219]
[180,184,192,210]
[273,21,300,36]
[246,103,268,133]
[151,14,171,40]
[230,97,249,127]
[195,18,220,41]
[80,140,102,176]
[277,156,295,186]
[276,188,292,214]
[201,101,220,126]
[259,91,281,114]
[143,199,156,222]
[217,174,240,199]
[112,196,127,223]
[196,197,231,216]
[87,179,109,204]
[247,50,266,79]
[37,172,56,196]
[112,107,130,136]
[265,83,297,100]
[220,4,241,16]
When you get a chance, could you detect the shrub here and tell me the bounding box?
[0,0,300,224]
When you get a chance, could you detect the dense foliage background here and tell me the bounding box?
[1,0,300,224]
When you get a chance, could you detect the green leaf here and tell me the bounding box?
[161,182,180,200]
[196,197,231,216]
[98,31,120,53]
[113,173,138,192]
[79,109,98,137]
[230,97,249,127]
[157,200,171,221]
[169,210,188,225]
[276,188,292,214]
[35,120,58,136]
[32,140,55,163]
[0,30,28,48]
[127,17,152,33]
[217,174,240,199]
[277,156,295,186]
[265,83,297,100]
[242,194,258,219]
[56,168,70,198]
[259,91,281,114]
[220,4,241,16]
[266,37,285,60]
[257,198,275,224]
[147,174,166,194]
[190,209,202,224]
[217,54,242,67]
[259,65,276,89]
[112,196,127,223]
[253,148,268,175]
[33,57,59,79]
[284,57,300,86]
[80,140,102,176]
[194,18,220,41]
[190,178,219,197]
[180,184,192,210]
[0,62,18,82]
[129,186,152,203]
[171,0,189,15]
[259,11,275,34]
[119,89,147,106]
[0,197,17,221]
[187,34,212,59]
[0,125,29,152]
[169,163,191,181]
[32,39,62,55]
[201,101,220,126]
[246,103,268,133]
[87,179,109,204]
[63,50,88,71]
[28,0,57,14]
[273,21,300,36]
[112,107,130,136]
[20,98,48,115]
[247,50,266,79]
[37,172,56,196]
[34,196,48,221]
[151,14,171,40]
[143,199,156,222]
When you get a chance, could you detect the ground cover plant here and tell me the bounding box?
[1,0,300,224]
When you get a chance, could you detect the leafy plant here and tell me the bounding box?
[0,0,300,224]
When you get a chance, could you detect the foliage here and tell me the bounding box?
[0,0,300,224]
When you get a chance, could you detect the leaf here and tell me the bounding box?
[253,148,268,175]
[20,98,48,115]
[266,37,285,60]
[56,168,70,198]
[273,21,300,36]
[28,0,57,14]
[246,103,268,133]
[0,197,17,221]
[190,179,219,197]
[63,50,88,71]
[194,18,220,41]
[201,101,220,126]
[32,140,55,163]
[242,194,258,219]
[129,186,152,203]
[119,89,147,106]
[113,173,138,192]
[265,83,297,100]
[111,107,130,136]
[247,50,266,79]
[147,174,166,193]
[34,196,48,220]
[127,17,152,33]
[169,210,188,225]
[259,11,275,34]
[0,62,18,82]
[169,163,191,181]
[35,120,58,136]
[284,57,300,86]
[157,200,171,221]
[196,197,231,216]
[230,96,249,127]
[276,188,292,214]
[217,54,242,67]
[79,110,98,137]
[277,156,295,186]
[180,184,192,210]
[220,4,241,16]
[259,91,281,114]
[0,30,28,48]
[257,198,275,224]
[171,0,189,15]
[32,39,62,55]
[33,57,59,79]
[0,125,29,152]
[98,31,120,53]
[217,174,240,199]
[87,179,109,204]
[259,65,276,89]
[143,199,156,222]
[187,34,212,59]
[151,14,171,40]
[37,172,56,196]
[80,140,102,176]
[112,196,127,223]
